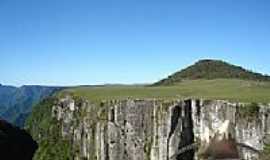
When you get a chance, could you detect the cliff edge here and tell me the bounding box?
[26,96,270,160]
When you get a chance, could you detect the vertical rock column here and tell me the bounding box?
[192,100,270,160]
[105,99,195,160]
[106,100,155,160]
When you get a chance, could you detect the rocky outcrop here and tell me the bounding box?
[192,100,270,160]
[50,97,196,160]
[29,96,270,160]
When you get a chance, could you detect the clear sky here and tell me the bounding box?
[1,0,270,86]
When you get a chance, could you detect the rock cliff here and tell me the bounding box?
[27,96,270,160]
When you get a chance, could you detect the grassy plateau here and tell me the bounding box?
[58,79,270,103]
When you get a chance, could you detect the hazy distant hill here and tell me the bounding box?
[0,85,17,114]
[155,59,270,85]
[0,85,61,127]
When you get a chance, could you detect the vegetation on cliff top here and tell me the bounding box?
[55,59,270,103]
[58,79,270,103]
[154,59,270,85]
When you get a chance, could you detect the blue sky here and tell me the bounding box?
[1,0,270,86]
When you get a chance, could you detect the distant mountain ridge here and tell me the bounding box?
[0,85,61,127]
[155,59,270,85]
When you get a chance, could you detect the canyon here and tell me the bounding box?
[24,60,270,160]
[27,96,270,160]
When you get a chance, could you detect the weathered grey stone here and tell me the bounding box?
[51,96,270,160]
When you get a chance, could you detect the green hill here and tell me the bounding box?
[55,60,270,103]
[155,59,270,85]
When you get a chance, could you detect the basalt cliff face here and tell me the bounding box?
[27,97,270,160]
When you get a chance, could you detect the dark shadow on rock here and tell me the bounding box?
[0,119,38,160]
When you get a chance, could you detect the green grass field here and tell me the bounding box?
[58,79,270,103]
